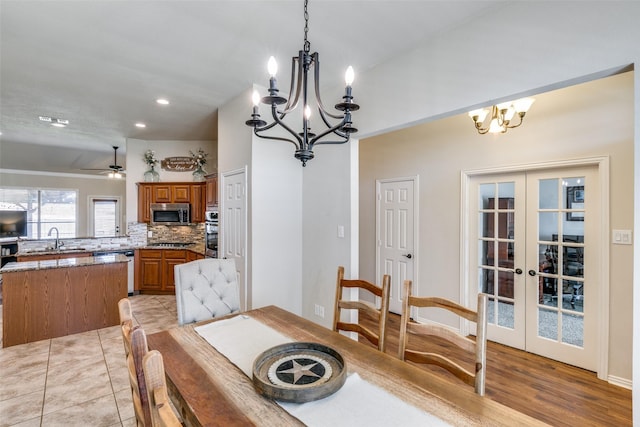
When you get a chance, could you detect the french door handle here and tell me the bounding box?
[528,270,537,276]
[515,268,523,275]
[403,254,412,259]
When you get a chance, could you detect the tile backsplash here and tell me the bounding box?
[17,222,205,253]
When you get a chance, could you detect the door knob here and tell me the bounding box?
[528,270,537,276]
[403,254,412,259]
[515,268,523,275]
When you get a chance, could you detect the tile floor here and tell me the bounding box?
[0,295,179,427]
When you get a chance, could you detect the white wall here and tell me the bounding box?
[124,139,216,224]
[218,85,304,314]
[301,140,357,327]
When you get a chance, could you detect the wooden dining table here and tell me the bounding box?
[147,305,548,427]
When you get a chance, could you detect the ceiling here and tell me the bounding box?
[0,0,504,176]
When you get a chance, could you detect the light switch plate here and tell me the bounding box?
[612,229,632,245]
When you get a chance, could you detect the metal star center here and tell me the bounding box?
[277,359,321,384]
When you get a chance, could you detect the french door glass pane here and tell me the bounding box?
[538,179,558,209]
[538,212,558,241]
[562,312,584,347]
[497,300,514,329]
[538,308,558,340]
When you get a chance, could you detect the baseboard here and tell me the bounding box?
[608,375,632,390]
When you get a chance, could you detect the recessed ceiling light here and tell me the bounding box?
[39,116,69,127]
[135,123,146,128]
[156,98,170,105]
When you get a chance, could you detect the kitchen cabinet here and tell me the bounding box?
[0,240,18,268]
[136,249,163,292]
[205,174,218,208]
[135,248,202,294]
[2,257,127,347]
[138,184,153,223]
[191,184,205,223]
[137,182,206,223]
[153,185,173,203]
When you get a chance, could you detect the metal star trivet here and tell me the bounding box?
[278,359,321,384]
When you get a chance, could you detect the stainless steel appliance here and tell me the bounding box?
[205,210,218,258]
[150,203,190,225]
[93,249,135,295]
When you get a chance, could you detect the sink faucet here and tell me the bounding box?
[48,227,60,250]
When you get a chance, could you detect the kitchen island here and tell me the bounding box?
[1,254,128,347]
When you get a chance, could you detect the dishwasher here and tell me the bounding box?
[93,250,135,295]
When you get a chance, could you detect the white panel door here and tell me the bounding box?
[221,168,248,310]
[377,178,416,314]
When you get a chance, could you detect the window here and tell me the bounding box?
[0,188,78,238]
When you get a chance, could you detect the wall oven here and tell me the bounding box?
[150,203,190,225]
[205,210,218,258]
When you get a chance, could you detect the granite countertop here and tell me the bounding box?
[16,243,206,257]
[1,253,129,273]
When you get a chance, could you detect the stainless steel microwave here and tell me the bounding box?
[150,203,190,225]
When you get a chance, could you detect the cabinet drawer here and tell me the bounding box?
[163,249,187,259]
[139,249,163,259]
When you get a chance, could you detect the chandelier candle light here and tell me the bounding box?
[468,98,535,135]
[245,0,359,166]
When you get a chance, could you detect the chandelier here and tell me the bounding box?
[468,98,535,134]
[245,0,359,166]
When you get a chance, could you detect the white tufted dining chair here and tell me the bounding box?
[174,258,241,325]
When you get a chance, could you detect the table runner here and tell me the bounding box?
[194,314,450,427]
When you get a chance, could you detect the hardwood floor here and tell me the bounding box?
[361,311,632,426]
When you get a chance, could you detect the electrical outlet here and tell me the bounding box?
[314,304,325,318]
[147,230,153,238]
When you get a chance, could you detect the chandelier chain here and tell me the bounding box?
[303,0,310,52]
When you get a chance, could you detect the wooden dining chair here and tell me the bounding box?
[126,326,152,426]
[332,266,391,352]
[118,297,134,356]
[398,280,488,396]
[143,350,182,427]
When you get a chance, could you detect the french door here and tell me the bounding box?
[469,166,600,370]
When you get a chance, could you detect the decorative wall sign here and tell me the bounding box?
[161,157,197,172]
[252,342,346,402]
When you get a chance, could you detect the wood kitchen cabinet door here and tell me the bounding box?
[153,185,172,203]
[137,183,153,223]
[136,249,163,292]
[206,174,218,208]
[191,183,206,223]
[172,185,191,203]
[163,250,187,292]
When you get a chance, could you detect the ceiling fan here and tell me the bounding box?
[83,146,126,178]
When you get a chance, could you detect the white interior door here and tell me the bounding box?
[524,167,598,370]
[471,174,527,349]
[376,177,416,314]
[221,168,248,310]
[469,165,600,371]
